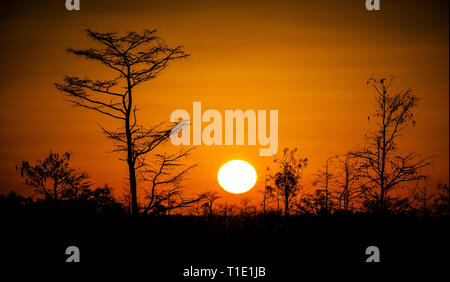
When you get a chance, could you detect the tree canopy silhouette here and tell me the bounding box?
[273,147,308,216]
[16,152,90,200]
[55,29,188,215]
[352,76,432,214]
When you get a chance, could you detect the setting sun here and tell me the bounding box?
[218,160,257,194]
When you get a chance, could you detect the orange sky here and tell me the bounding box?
[0,0,448,206]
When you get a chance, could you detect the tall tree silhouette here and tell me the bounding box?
[273,147,308,217]
[55,29,188,215]
[16,152,90,200]
[352,76,432,214]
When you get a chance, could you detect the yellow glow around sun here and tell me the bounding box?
[218,160,257,194]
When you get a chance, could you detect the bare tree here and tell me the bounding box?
[120,188,132,214]
[351,76,432,214]
[201,191,221,220]
[261,166,276,215]
[273,147,308,217]
[313,155,338,213]
[55,29,188,215]
[239,197,251,217]
[16,152,90,200]
[333,153,362,212]
[433,183,450,216]
[413,182,434,217]
[140,148,203,215]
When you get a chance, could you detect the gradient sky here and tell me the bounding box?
[0,0,448,205]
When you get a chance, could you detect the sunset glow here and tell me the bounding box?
[0,1,448,275]
[0,0,447,206]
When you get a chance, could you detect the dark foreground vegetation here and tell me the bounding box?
[1,192,448,280]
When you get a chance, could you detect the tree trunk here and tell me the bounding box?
[53,178,58,200]
[126,66,138,215]
[209,203,213,222]
[263,172,268,215]
[379,88,387,215]
[127,152,138,215]
[325,162,328,211]
[284,167,289,217]
[284,190,289,217]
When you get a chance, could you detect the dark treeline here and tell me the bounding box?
[1,180,449,219]
[2,73,450,219]
[1,183,449,273]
